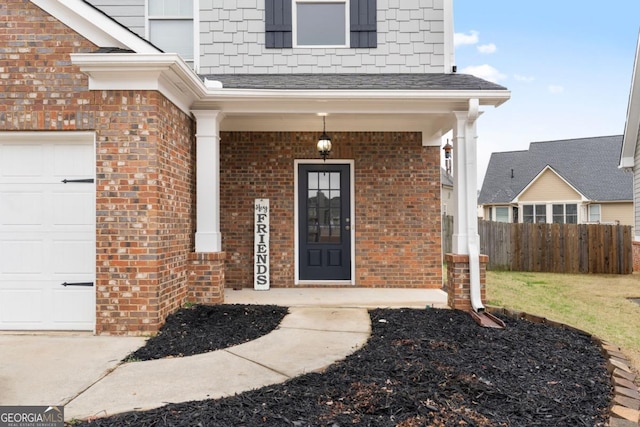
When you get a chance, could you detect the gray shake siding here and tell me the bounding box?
[86,0,146,38]
[86,0,448,74]
[200,0,446,74]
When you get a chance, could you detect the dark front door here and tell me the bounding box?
[298,163,351,281]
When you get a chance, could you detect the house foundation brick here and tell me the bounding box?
[633,241,640,272]
[445,253,488,311]
[188,252,226,304]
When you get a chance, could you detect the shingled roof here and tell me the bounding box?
[200,73,507,91]
[478,135,633,204]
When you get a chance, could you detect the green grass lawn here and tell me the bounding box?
[486,270,640,380]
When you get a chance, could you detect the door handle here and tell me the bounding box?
[345,225,350,231]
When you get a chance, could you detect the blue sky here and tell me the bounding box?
[453,1,640,183]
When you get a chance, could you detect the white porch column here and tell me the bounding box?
[192,110,224,252]
[452,99,480,254]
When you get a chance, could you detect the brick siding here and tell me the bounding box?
[634,241,640,272]
[445,253,488,311]
[220,131,443,289]
[1,0,203,335]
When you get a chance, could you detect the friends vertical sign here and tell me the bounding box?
[254,199,269,290]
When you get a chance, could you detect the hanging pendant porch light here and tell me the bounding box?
[317,115,332,161]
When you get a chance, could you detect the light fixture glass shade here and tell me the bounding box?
[317,135,332,152]
[317,134,332,160]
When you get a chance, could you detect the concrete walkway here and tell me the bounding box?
[0,288,447,422]
[64,307,372,421]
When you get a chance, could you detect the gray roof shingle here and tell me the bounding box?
[478,135,632,204]
[200,73,507,91]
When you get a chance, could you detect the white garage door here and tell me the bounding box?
[0,133,95,331]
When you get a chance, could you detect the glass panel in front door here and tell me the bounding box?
[307,172,341,244]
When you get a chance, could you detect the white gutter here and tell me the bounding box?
[620,31,640,170]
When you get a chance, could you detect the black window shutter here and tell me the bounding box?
[265,0,292,48]
[350,0,377,48]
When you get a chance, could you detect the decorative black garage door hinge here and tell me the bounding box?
[61,178,94,184]
[60,282,94,287]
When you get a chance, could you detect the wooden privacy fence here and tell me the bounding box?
[442,216,633,274]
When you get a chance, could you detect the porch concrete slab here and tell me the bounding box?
[64,350,289,421]
[0,333,146,407]
[225,287,448,309]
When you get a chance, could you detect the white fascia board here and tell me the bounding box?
[71,53,204,114]
[512,165,588,203]
[196,90,510,119]
[621,31,640,169]
[31,0,160,53]
[200,88,510,106]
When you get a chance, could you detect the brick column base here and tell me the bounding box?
[633,241,640,272]
[188,252,226,304]
[445,253,489,311]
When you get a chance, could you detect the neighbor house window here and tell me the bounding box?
[588,204,601,222]
[523,204,546,223]
[495,207,509,223]
[552,204,577,224]
[294,1,348,47]
[148,0,195,67]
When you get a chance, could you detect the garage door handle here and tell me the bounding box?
[61,282,94,287]
[61,178,94,184]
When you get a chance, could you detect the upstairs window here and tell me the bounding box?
[265,0,376,49]
[148,0,195,67]
[294,1,348,47]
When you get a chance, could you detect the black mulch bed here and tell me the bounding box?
[79,308,612,427]
[124,304,289,361]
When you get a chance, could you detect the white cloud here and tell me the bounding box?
[514,74,535,83]
[454,31,479,47]
[477,43,497,54]
[548,85,565,94]
[460,64,507,83]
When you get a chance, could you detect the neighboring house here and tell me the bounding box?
[620,32,640,270]
[441,167,454,216]
[0,0,509,334]
[479,136,633,226]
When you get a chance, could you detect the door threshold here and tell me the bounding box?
[296,280,355,286]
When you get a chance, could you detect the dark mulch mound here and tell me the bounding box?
[82,308,612,426]
[125,304,289,361]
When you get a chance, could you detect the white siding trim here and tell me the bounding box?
[31,0,159,53]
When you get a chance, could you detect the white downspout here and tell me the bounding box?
[466,100,484,312]
[452,99,484,312]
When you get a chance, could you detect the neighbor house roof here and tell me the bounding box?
[479,135,633,204]
[201,73,507,91]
